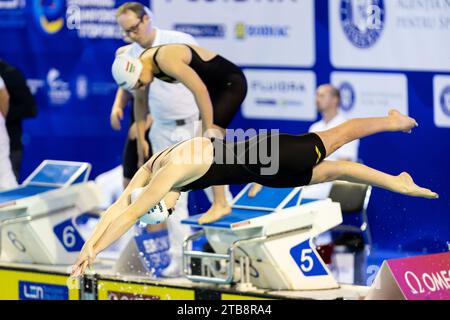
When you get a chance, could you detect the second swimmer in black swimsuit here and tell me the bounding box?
[112,43,248,222]
[72,110,438,277]
[112,43,246,135]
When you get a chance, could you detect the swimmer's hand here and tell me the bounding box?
[70,243,97,277]
[204,125,225,140]
[70,260,89,278]
[248,183,263,198]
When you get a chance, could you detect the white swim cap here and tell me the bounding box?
[111,54,143,91]
[131,187,172,225]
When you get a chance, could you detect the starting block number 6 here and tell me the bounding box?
[53,219,85,252]
[62,226,77,248]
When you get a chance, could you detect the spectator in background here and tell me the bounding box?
[0,59,38,182]
[0,74,18,190]
[311,84,359,160]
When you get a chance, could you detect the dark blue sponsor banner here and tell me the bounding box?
[134,229,171,277]
[0,0,27,28]
[19,281,69,300]
[0,0,148,179]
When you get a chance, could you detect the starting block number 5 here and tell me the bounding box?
[53,219,85,252]
[290,239,328,277]
[300,248,314,273]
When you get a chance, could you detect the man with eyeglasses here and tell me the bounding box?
[111,2,200,278]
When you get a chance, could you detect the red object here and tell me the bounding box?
[316,244,334,265]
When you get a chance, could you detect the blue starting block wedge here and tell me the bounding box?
[0,160,91,206]
[183,185,317,229]
[22,160,91,187]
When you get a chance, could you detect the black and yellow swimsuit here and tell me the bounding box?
[172,132,327,192]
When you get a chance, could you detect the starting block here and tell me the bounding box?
[0,160,103,265]
[181,184,343,291]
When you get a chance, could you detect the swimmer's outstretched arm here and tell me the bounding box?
[71,163,194,276]
[71,165,153,276]
[92,165,184,254]
[83,138,213,264]
[89,166,152,247]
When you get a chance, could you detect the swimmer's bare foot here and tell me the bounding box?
[396,172,438,199]
[388,109,418,133]
[248,183,263,198]
[198,202,231,224]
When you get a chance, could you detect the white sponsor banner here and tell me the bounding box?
[331,72,408,118]
[433,75,450,128]
[330,0,450,71]
[153,0,315,67]
[242,70,317,121]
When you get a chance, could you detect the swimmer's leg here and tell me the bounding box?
[316,110,418,157]
[310,160,438,199]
